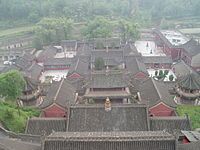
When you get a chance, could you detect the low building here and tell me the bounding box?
[43,58,71,71]
[143,56,172,69]
[26,117,67,135]
[150,116,191,134]
[138,78,177,116]
[39,79,77,117]
[153,29,187,60]
[181,131,200,143]
[67,56,90,79]
[125,56,149,79]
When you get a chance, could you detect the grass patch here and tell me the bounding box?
[0,102,40,133]
[176,105,200,129]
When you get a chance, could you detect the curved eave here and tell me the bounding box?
[175,88,200,99]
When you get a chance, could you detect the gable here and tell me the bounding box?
[68,72,82,79]
[150,102,174,116]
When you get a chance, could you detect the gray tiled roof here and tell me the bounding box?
[91,50,124,65]
[150,117,191,134]
[43,131,176,150]
[172,60,195,77]
[24,63,43,81]
[47,131,174,140]
[143,56,172,64]
[26,118,67,135]
[125,56,148,75]
[88,71,128,88]
[0,137,40,150]
[37,46,57,62]
[181,39,200,57]
[68,56,90,76]
[67,104,149,132]
[44,58,72,66]
[178,73,200,90]
[138,78,176,108]
[40,79,76,109]
[181,131,200,142]
[178,141,200,150]
[23,76,38,92]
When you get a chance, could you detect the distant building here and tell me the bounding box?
[153,29,187,61]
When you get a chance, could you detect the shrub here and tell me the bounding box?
[169,75,174,81]
[155,70,158,76]
[159,70,164,76]
[164,70,169,75]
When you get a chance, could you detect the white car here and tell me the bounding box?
[3,61,11,65]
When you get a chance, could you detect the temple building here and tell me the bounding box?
[174,73,200,105]
[39,79,77,117]
[43,131,176,150]
[84,71,131,104]
[137,78,177,116]
[20,77,41,106]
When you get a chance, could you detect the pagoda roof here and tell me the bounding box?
[178,73,200,90]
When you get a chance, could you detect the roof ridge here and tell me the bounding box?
[74,58,80,71]
[53,78,65,102]
[151,78,162,100]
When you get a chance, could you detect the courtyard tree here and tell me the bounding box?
[94,57,105,70]
[155,70,158,76]
[164,70,169,76]
[0,70,25,101]
[82,17,113,39]
[159,70,164,77]
[169,74,174,81]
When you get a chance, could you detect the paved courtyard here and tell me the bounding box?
[135,41,166,56]
[40,69,69,83]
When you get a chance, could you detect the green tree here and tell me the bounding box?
[159,70,164,77]
[34,17,73,45]
[94,57,105,70]
[155,70,158,76]
[0,70,25,101]
[118,19,140,42]
[33,37,43,50]
[82,17,113,39]
[164,70,169,76]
